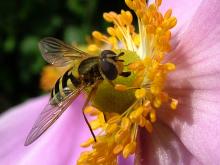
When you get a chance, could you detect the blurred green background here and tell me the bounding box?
[0,0,129,112]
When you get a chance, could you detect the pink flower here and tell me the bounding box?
[136,0,220,164]
[0,96,132,165]
[1,0,220,164]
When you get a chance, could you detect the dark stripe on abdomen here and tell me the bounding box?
[51,78,61,98]
[50,70,81,102]
[62,70,81,88]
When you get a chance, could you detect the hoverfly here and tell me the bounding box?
[24,37,131,146]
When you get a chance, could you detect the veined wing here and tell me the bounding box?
[24,86,85,146]
[39,37,91,66]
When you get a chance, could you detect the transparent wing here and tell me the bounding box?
[24,86,85,146]
[39,37,91,66]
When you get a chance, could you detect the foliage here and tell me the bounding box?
[0,0,127,112]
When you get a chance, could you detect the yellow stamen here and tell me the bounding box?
[121,117,131,131]
[135,88,146,99]
[106,123,118,134]
[84,106,100,116]
[114,84,128,91]
[150,110,157,123]
[164,9,172,19]
[87,44,99,53]
[155,0,162,7]
[113,144,124,155]
[170,98,178,110]
[92,31,104,40]
[77,0,178,164]
[165,63,176,71]
[122,142,136,158]
[80,138,94,147]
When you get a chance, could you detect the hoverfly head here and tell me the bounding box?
[100,50,130,80]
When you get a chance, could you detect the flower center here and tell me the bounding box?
[78,0,178,164]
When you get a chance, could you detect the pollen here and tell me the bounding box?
[78,0,178,164]
[135,88,146,99]
[170,98,178,110]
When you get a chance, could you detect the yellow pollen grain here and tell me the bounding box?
[168,17,177,29]
[153,97,162,108]
[165,63,176,71]
[135,88,146,99]
[170,98,178,110]
[84,106,100,116]
[90,119,101,130]
[121,10,133,25]
[114,84,128,91]
[130,106,144,121]
[115,129,128,142]
[106,123,118,134]
[92,31,103,40]
[103,12,114,22]
[164,9,172,19]
[80,138,94,147]
[122,142,136,158]
[113,144,124,154]
[150,110,156,122]
[87,44,99,53]
[150,84,161,95]
[155,0,162,7]
[149,4,157,11]
[107,27,116,36]
[121,117,131,131]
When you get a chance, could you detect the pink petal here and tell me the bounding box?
[159,0,203,37]
[0,95,90,165]
[135,123,201,165]
[118,155,134,165]
[159,0,220,164]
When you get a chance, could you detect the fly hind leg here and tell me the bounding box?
[82,81,101,142]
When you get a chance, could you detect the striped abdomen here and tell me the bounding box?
[51,68,81,102]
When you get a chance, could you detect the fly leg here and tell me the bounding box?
[82,82,100,142]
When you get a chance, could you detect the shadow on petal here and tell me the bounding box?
[135,123,201,165]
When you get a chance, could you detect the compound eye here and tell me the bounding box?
[100,59,118,80]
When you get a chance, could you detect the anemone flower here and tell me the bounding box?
[1,0,220,165]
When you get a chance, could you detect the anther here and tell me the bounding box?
[170,98,178,110]
[115,84,128,91]
[122,142,136,158]
[80,138,94,147]
[135,88,146,99]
